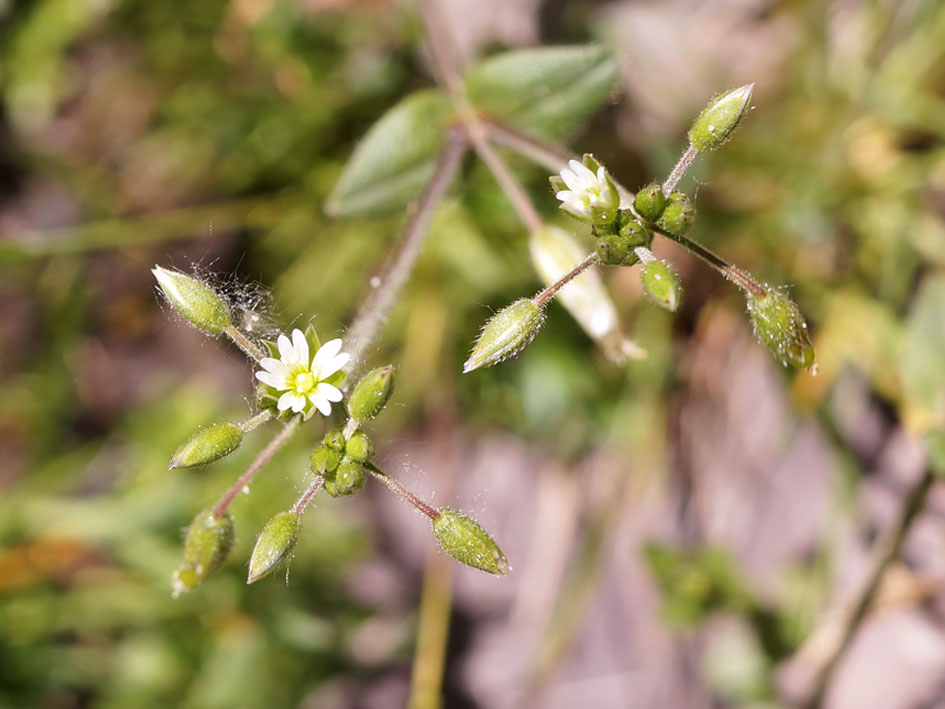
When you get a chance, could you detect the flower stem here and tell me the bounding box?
[803,467,936,708]
[214,415,301,517]
[661,145,700,196]
[224,326,267,362]
[533,252,600,308]
[658,230,767,297]
[364,462,440,520]
[342,129,468,379]
[291,474,325,516]
[238,410,272,433]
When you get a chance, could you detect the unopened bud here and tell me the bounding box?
[464,299,545,373]
[688,83,754,151]
[640,260,683,312]
[345,430,373,463]
[322,429,346,451]
[247,511,302,584]
[747,289,816,369]
[168,422,243,470]
[324,459,365,497]
[172,509,234,597]
[310,445,342,475]
[633,182,666,222]
[433,508,509,576]
[596,232,630,265]
[347,365,395,422]
[656,192,696,236]
[618,217,652,266]
[152,266,232,335]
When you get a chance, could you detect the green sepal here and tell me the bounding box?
[464,299,545,373]
[347,365,396,422]
[688,84,754,152]
[152,266,232,335]
[172,509,234,597]
[432,508,509,576]
[747,289,815,369]
[169,422,244,469]
[247,511,302,584]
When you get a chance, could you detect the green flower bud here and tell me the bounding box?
[168,422,243,470]
[324,459,365,497]
[247,511,302,584]
[688,83,754,151]
[596,232,630,265]
[464,299,545,374]
[345,429,373,463]
[640,260,683,312]
[152,266,232,335]
[172,509,234,597]
[656,192,696,236]
[633,182,666,222]
[347,365,395,422]
[322,429,346,451]
[310,444,342,475]
[747,289,816,369]
[619,217,652,267]
[432,508,509,576]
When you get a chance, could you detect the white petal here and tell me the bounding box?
[291,328,309,366]
[315,382,343,402]
[555,189,576,203]
[311,339,344,375]
[277,334,294,362]
[255,370,286,389]
[559,167,581,191]
[321,352,350,378]
[277,392,304,411]
[310,392,333,416]
[568,160,597,188]
[259,357,290,377]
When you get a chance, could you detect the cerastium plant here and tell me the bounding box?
[154,17,814,596]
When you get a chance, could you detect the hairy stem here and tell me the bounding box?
[214,415,301,517]
[238,410,272,433]
[416,0,465,96]
[291,474,325,516]
[342,130,468,378]
[658,230,766,297]
[225,326,267,362]
[662,145,700,196]
[533,252,600,308]
[365,462,440,520]
[804,467,936,708]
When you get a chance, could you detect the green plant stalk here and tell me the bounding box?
[239,410,272,433]
[661,145,700,196]
[291,475,325,516]
[408,543,455,709]
[225,326,268,362]
[533,252,600,308]
[364,462,439,520]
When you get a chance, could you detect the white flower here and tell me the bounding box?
[255,329,350,417]
[554,159,619,222]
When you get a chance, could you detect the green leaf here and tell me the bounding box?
[901,275,945,432]
[464,45,618,140]
[326,90,454,217]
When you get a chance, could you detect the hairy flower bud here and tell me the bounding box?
[633,182,666,222]
[310,444,342,475]
[345,430,373,463]
[656,192,696,236]
[322,428,346,451]
[432,508,509,576]
[347,365,395,422]
[324,459,365,497]
[618,217,652,266]
[688,84,754,151]
[152,266,232,335]
[172,509,234,597]
[247,511,302,584]
[168,422,243,470]
[640,260,683,312]
[596,232,631,265]
[464,299,545,373]
[747,289,816,369]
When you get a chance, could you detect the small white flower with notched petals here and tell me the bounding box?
[553,158,619,223]
[255,329,350,418]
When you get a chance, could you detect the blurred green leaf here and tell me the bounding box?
[464,45,618,140]
[325,89,454,217]
[901,274,945,432]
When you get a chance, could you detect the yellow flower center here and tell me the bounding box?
[293,371,316,394]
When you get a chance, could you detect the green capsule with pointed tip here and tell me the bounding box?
[169,422,243,469]
[172,509,234,597]
[641,260,683,312]
[464,299,545,373]
[152,266,232,335]
[247,511,302,584]
[688,84,754,151]
[433,508,509,576]
[633,183,666,222]
[656,192,696,236]
[747,289,816,369]
[347,365,395,422]
[324,459,365,497]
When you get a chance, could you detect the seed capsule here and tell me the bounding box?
[247,511,302,584]
[152,266,232,335]
[169,422,243,469]
[432,508,509,576]
[747,289,816,369]
[463,299,545,373]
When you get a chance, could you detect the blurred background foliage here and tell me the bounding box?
[1,0,945,707]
